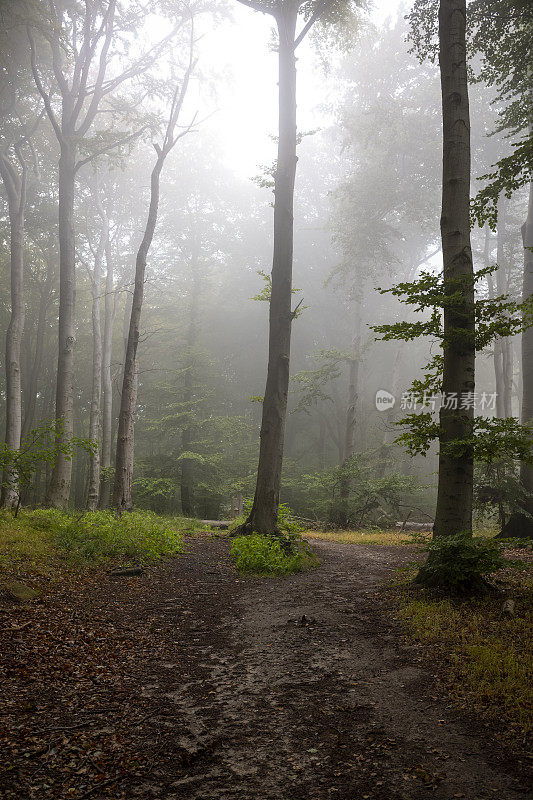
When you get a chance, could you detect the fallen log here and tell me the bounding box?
[202,520,231,530]
[395,521,433,532]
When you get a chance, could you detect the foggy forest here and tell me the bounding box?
[0,0,532,798]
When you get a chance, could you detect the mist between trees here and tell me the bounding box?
[0,0,531,539]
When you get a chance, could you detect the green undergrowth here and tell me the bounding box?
[230,533,318,576]
[0,508,193,569]
[394,555,533,738]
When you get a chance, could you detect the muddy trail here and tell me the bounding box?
[1,537,531,800]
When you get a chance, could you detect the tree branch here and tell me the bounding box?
[235,0,275,17]
[74,125,148,173]
[75,0,117,136]
[294,0,334,48]
[27,27,63,143]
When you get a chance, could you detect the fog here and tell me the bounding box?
[0,0,529,530]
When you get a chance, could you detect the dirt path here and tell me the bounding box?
[1,537,531,799]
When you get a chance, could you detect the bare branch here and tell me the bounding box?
[83,22,181,108]
[27,27,63,143]
[74,125,148,173]
[75,0,117,136]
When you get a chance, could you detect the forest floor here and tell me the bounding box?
[1,534,532,800]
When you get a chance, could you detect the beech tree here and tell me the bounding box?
[0,26,42,507]
[113,31,198,512]
[27,0,177,507]
[432,0,475,537]
[234,0,364,539]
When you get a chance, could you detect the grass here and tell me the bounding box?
[398,592,532,735]
[230,533,318,576]
[307,528,427,546]
[393,553,533,739]
[0,508,196,570]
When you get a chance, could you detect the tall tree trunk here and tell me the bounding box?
[46,142,77,508]
[433,0,475,538]
[113,157,164,511]
[485,226,506,417]
[180,246,200,517]
[238,8,298,537]
[496,196,513,417]
[519,181,533,523]
[338,309,362,527]
[337,356,359,527]
[22,263,54,439]
[86,215,107,510]
[500,180,533,537]
[375,346,403,479]
[0,153,26,508]
[99,234,116,509]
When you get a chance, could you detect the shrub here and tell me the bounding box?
[1,509,184,566]
[230,533,316,576]
[415,533,504,593]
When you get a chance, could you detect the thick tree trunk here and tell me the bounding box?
[46,142,77,508]
[86,218,107,510]
[113,158,164,511]
[433,0,475,538]
[99,235,116,509]
[238,9,298,537]
[0,155,26,508]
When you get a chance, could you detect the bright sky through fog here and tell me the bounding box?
[203,0,404,178]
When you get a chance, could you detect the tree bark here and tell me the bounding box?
[113,157,164,511]
[180,244,200,517]
[86,212,107,510]
[0,152,26,508]
[46,142,77,507]
[500,180,533,537]
[519,181,533,521]
[433,0,475,538]
[496,196,513,417]
[22,257,54,439]
[99,234,116,508]
[338,308,362,527]
[238,7,298,537]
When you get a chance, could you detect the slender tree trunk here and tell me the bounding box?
[180,247,200,517]
[337,356,359,527]
[433,0,475,538]
[338,308,362,527]
[519,181,533,522]
[375,346,403,479]
[317,414,326,472]
[501,180,533,537]
[113,157,164,511]
[22,266,53,439]
[496,197,513,417]
[86,217,107,510]
[99,235,116,509]
[0,154,26,508]
[238,8,298,537]
[46,142,77,508]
